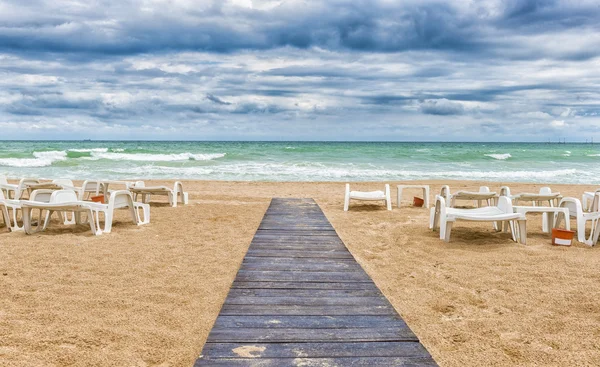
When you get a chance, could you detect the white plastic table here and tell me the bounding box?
[513,206,570,233]
[397,185,430,208]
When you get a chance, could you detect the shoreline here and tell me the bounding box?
[2,180,600,366]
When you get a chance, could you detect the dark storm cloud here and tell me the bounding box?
[0,0,597,59]
[1,0,600,141]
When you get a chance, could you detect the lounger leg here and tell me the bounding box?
[577,218,587,243]
[344,184,350,211]
[22,207,33,234]
[542,212,550,233]
[429,207,436,229]
[385,184,391,211]
[424,187,430,208]
[590,219,600,246]
[518,220,527,245]
[1,206,8,232]
[443,221,453,242]
[397,188,403,208]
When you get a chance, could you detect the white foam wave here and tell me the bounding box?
[68,148,109,153]
[485,153,512,160]
[112,162,581,182]
[587,154,600,157]
[112,148,125,152]
[0,150,67,167]
[89,152,226,161]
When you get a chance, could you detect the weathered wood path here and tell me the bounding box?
[195,198,437,366]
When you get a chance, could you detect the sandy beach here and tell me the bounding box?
[2,180,600,366]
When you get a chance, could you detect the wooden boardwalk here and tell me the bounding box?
[195,198,437,366]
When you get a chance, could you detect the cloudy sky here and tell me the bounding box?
[1,0,600,141]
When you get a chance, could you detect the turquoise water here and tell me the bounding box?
[0,141,598,183]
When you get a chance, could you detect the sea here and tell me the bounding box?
[0,141,597,184]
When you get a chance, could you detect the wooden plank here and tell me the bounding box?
[235,270,372,283]
[254,231,339,237]
[248,244,347,251]
[219,304,394,316]
[199,341,430,358]
[231,281,378,290]
[196,356,437,366]
[239,261,362,272]
[226,289,384,298]
[212,315,410,329]
[206,327,418,343]
[223,296,389,307]
[244,250,353,259]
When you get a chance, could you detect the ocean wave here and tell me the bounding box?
[112,148,125,152]
[587,154,600,157]
[485,153,511,160]
[68,148,109,153]
[111,163,581,182]
[0,150,67,167]
[88,152,226,161]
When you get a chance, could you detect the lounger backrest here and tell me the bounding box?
[497,196,513,213]
[539,187,552,195]
[0,176,7,185]
[110,191,133,208]
[82,181,102,193]
[133,181,145,188]
[499,186,511,197]
[30,189,55,203]
[479,186,490,193]
[592,193,600,212]
[52,179,75,188]
[439,185,450,200]
[19,178,39,187]
[50,190,79,203]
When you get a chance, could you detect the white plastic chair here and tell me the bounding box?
[558,194,600,246]
[129,181,189,207]
[430,195,527,244]
[344,184,391,211]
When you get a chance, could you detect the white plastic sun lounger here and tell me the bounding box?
[21,190,149,235]
[0,177,40,199]
[344,184,392,211]
[557,194,600,246]
[0,189,24,232]
[500,186,562,232]
[129,181,189,207]
[20,193,99,235]
[430,195,527,244]
[439,185,499,208]
[84,190,150,233]
[582,189,600,212]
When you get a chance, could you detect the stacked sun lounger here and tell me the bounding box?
[0,176,189,236]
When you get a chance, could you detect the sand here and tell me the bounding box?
[2,180,600,366]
